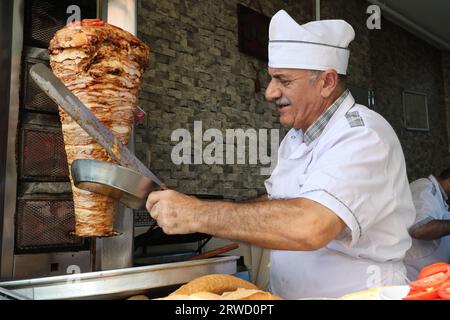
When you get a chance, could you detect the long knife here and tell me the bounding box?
[29,63,163,187]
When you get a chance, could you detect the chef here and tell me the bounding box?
[146,10,416,298]
[404,169,450,280]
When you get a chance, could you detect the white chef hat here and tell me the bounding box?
[268,10,355,75]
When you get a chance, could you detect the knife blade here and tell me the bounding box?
[29,63,163,187]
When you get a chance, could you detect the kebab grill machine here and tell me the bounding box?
[0,0,240,300]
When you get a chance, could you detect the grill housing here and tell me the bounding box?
[13,0,97,253]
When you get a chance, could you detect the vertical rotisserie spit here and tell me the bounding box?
[48,19,149,237]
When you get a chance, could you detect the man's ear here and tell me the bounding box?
[319,69,339,99]
[444,178,450,195]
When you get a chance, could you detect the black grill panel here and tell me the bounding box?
[14,0,95,254]
[24,0,97,48]
[20,125,69,181]
[16,197,86,252]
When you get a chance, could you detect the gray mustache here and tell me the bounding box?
[274,98,291,106]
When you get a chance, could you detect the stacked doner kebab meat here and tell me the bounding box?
[49,19,150,237]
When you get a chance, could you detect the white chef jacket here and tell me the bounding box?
[265,90,416,299]
[404,175,450,280]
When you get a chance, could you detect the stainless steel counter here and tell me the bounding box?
[0,256,239,300]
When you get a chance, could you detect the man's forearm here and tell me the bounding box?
[410,219,450,240]
[194,198,344,251]
[239,194,269,203]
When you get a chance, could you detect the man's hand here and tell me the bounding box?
[409,219,450,240]
[146,190,203,235]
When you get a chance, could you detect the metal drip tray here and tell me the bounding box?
[0,256,239,300]
[71,159,159,209]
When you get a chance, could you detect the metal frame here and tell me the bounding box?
[0,256,239,300]
[403,90,430,131]
[1,0,23,281]
[106,0,137,35]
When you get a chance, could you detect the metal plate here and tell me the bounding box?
[71,159,159,209]
[0,256,239,300]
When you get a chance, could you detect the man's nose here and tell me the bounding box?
[265,80,281,102]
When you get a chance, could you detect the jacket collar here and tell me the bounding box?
[303,89,350,146]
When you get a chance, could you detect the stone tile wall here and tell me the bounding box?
[136,0,449,196]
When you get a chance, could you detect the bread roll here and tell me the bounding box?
[155,274,282,300]
[157,288,281,300]
[127,295,150,300]
[169,274,259,296]
[222,288,282,300]
[157,292,222,300]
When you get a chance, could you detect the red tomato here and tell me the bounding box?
[67,19,105,27]
[403,287,440,300]
[438,281,450,300]
[67,21,82,27]
[418,262,450,279]
[84,21,105,26]
[410,272,449,291]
